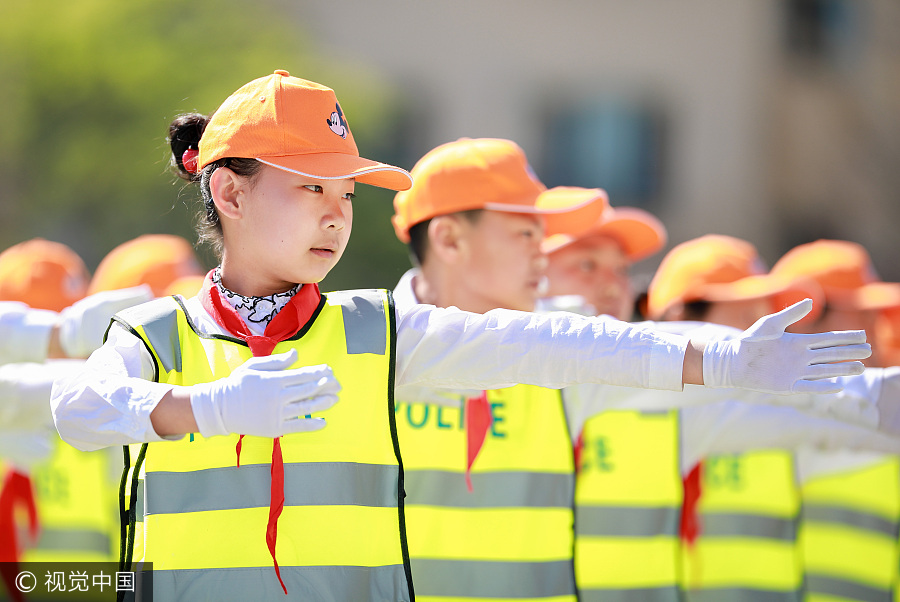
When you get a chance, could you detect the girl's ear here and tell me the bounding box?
[209,167,245,220]
[427,215,466,265]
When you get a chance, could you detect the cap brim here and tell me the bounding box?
[529,188,609,238]
[699,274,825,323]
[543,207,666,261]
[826,282,900,311]
[258,153,413,191]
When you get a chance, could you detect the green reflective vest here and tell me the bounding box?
[801,455,900,602]
[396,384,576,602]
[574,409,682,602]
[682,450,802,602]
[21,439,118,563]
[116,290,412,601]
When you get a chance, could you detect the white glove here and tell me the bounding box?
[703,299,870,395]
[190,349,341,438]
[58,285,154,358]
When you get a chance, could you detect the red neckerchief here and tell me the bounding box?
[573,429,585,475]
[0,470,38,602]
[464,392,493,492]
[680,461,703,548]
[199,269,321,595]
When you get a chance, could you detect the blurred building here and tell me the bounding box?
[294,0,900,281]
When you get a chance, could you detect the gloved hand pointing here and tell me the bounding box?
[703,299,870,395]
[58,285,154,358]
[190,349,341,438]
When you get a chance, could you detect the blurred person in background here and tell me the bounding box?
[0,239,150,602]
[541,205,900,602]
[771,240,900,602]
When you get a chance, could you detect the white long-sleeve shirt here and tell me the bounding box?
[51,282,689,452]
[397,271,900,473]
[0,302,57,364]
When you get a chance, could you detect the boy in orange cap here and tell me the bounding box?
[540,199,666,319]
[771,239,900,366]
[770,239,900,602]
[52,73,869,602]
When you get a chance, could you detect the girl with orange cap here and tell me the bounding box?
[50,72,870,602]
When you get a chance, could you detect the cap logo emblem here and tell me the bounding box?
[327,103,348,139]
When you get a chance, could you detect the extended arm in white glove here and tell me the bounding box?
[57,285,154,358]
[702,299,870,394]
[189,349,341,438]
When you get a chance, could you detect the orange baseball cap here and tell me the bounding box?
[199,70,412,192]
[391,139,604,243]
[0,238,90,312]
[770,239,900,311]
[88,234,204,297]
[543,202,667,262]
[646,234,823,320]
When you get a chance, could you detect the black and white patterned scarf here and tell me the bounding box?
[211,267,301,336]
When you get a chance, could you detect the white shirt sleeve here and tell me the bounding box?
[53,298,691,452]
[51,322,178,451]
[680,400,900,474]
[394,303,688,391]
[0,302,58,364]
[0,359,86,432]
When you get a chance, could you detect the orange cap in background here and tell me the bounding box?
[164,274,206,298]
[543,203,667,262]
[770,239,900,311]
[199,70,412,192]
[536,187,610,238]
[88,234,204,297]
[0,238,90,312]
[392,139,604,243]
[646,234,823,320]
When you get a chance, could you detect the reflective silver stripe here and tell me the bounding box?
[119,298,182,374]
[151,564,411,601]
[405,470,574,508]
[145,462,398,515]
[802,504,899,538]
[699,513,797,540]
[580,586,681,602]
[683,589,801,602]
[411,558,575,599]
[33,527,112,555]
[328,290,386,355]
[575,505,680,537]
[805,574,893,602]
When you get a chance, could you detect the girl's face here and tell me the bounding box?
[545,235,634,320]
[220,165,355,295]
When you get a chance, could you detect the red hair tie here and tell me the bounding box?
[182,148,199,174]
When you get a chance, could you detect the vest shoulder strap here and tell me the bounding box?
[323,289,392,356]
[113,296,183,376]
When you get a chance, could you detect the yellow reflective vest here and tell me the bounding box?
[115,290,413,601]
[396,384,576,602]
[574,409,682,602]
[22,437,118,563]
[800,455,900,602]
[682,450,802,602]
